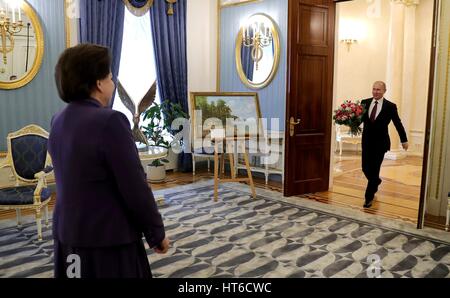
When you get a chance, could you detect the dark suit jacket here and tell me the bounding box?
[361,98,408,153]
[48,99,165,248]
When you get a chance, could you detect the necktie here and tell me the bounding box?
[370,101,378,122]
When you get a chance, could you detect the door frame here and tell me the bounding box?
[417,0,441,229]
[284,0,441,229]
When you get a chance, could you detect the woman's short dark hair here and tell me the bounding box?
[55,43,112,103]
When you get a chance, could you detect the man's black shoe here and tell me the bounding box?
[363,200,373,208]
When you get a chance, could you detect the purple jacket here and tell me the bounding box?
[48,98,165,248]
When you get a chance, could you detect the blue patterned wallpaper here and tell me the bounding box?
[0,0,66,151]
[220,0,288,131]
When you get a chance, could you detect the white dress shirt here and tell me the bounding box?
[368,97,384,120]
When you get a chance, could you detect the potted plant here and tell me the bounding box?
[141,100,188,181]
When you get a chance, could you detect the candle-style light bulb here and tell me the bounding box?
[12,6,15,23]
[18,1,21,21]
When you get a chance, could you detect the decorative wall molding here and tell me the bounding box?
[220,0,262,8]
[391,0,420,6]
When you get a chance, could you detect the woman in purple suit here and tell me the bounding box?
[49,44,169,278]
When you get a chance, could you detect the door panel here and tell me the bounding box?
[284,0,335,196]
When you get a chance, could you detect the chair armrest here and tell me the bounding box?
[34,166,53,179]
[33,166,54,198]
[0,157,11,169]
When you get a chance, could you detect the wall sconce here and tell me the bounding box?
[242,16,273,71]
[0,0,23,65]
[339,19,364,52]
[341,38,357,52]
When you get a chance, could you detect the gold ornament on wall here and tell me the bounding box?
[123,0,154,17]
[235,13,281,90]
[0,1,24,65]
[166,0,177,15]
[0,0,44,90]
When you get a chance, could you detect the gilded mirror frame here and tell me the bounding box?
[235,13,280,90]
[0,1,45,90]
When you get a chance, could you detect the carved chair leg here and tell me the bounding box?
[16,209,22,227]
[45,205,49,227]
[36,208,42,241]
[192,155,196,176]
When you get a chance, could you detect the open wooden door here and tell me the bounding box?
[284,0,335,196]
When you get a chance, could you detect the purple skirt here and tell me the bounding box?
[54,239,152,278]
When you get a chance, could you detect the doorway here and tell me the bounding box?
[284,0,438,227]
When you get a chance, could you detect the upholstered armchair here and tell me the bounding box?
[0,125,54,241]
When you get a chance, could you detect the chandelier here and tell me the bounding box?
[242,20,273,71]
[0,0,23,65]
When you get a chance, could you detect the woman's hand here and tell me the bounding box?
[154,237,170,254]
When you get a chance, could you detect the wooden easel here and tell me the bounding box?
[212,131,256,202]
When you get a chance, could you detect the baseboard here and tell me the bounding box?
[406,151,424,157]
[424,214,448,231]
[424,221,448,231]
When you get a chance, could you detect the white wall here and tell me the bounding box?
[334,0,390,107]
[187,0,218,107]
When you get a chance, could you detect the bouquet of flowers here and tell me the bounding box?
[333,100,365,136]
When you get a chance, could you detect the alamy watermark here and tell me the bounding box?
[366,254,382,278]
[66,254,81,278]
[170,113,282,165]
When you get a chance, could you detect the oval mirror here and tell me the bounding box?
[0,0,44,90]
[235,13,280,89]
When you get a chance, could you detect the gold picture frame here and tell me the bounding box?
[190,92,263,142]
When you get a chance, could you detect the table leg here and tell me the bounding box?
[242,141,256,199]
[214,142,219,202]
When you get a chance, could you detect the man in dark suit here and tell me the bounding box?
[361,81,408,208]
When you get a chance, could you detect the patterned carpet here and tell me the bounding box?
[1,183,450,278]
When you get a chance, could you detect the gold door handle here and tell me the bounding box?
[289,117,301,137]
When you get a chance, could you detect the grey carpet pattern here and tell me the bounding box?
[1,185,450,278]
